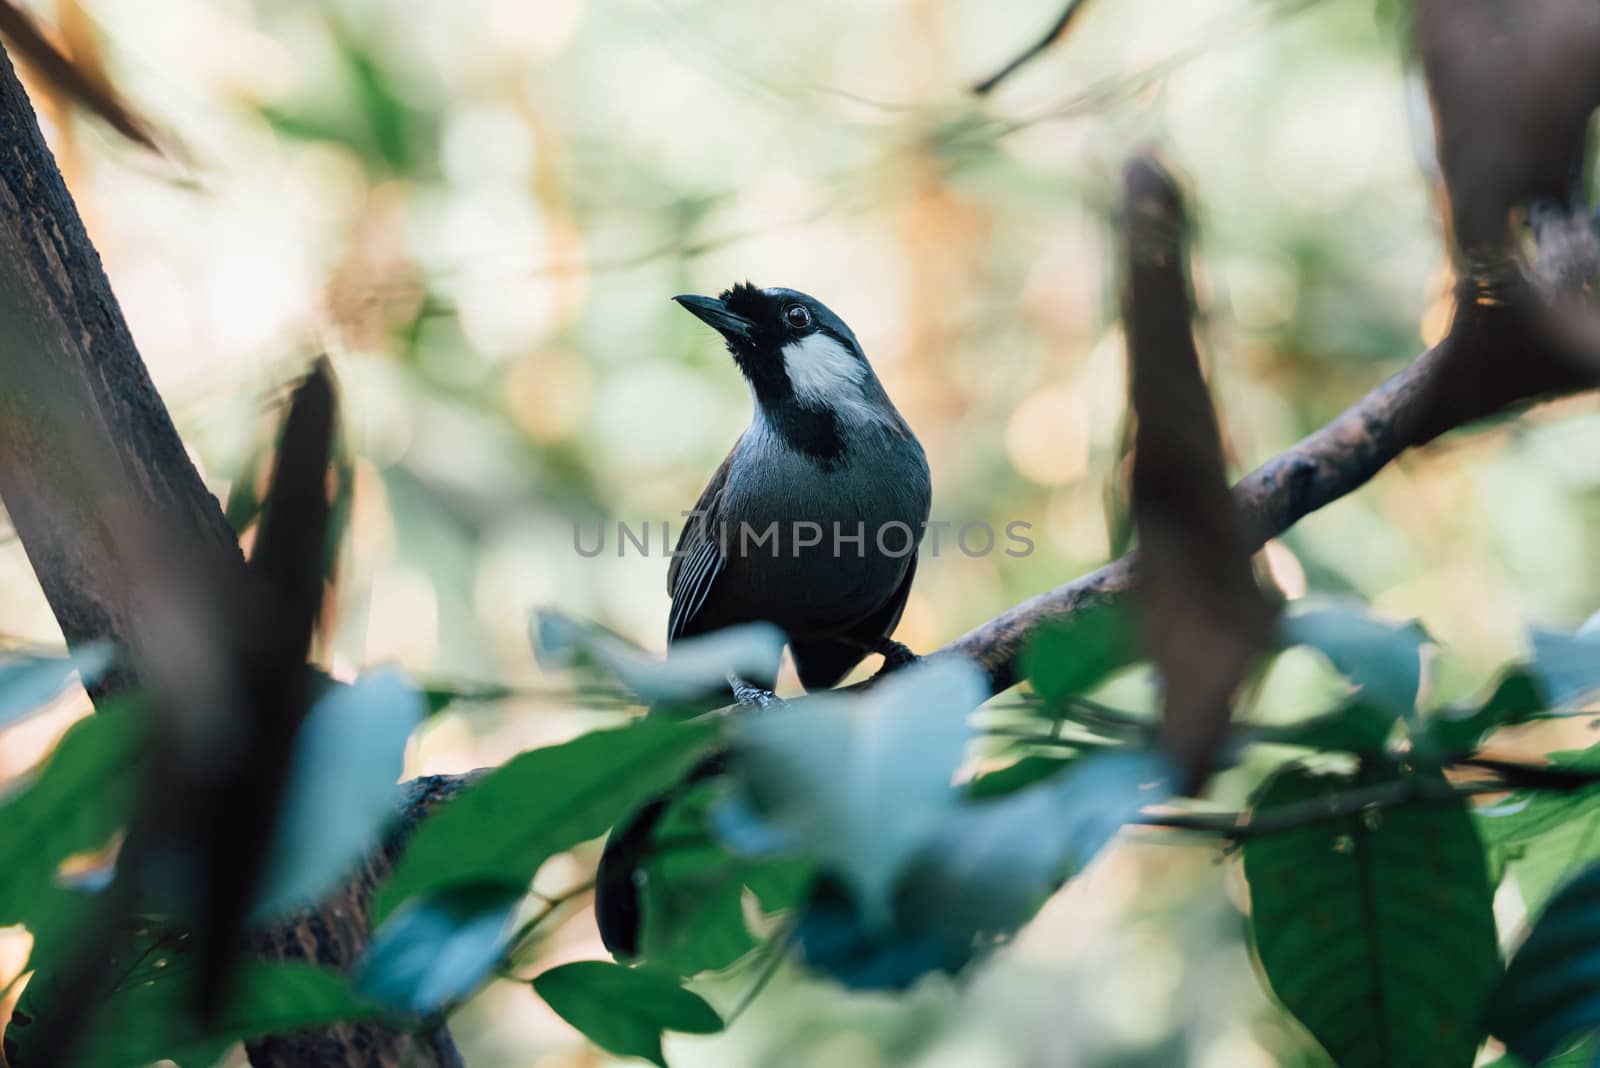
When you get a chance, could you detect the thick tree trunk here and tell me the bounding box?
[0,42,461,1067]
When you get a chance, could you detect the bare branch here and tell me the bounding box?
[972,0,1095,96]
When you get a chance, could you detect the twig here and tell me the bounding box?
[506,878,596,959]
[972,0,1096,95]
[1135,778,1510,841]
[724,915,799,1027]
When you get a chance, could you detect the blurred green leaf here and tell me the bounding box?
[356,884,521,1014]
[0,703,143,928]
[1244,764,1498,1068]
[252,667,426,921]
[788,750,1169,990]
[1429,625,1600,753]
[534,611,784,702]
[716,658,1171,988]
[1022,600,1140,705]
[0,643,115,728]
[1527,627,1600,710]
[636,783,814,977]
[916,750,1169,939]
[640,785,749,976]
[1487,862,1600,1065]
[1511,815,1600,917]
[966,754,1080,799]
[10,949,379,1068]
[1478,745,1600,914]
[532,960,722,1068]
[1276,607,1429,720]
[419,679,516,718]
[1477,1036,1597,1067]
[258,15,436,176]
[1427,666,1546,754]
[375,718,720,921]
[717,658,988,927]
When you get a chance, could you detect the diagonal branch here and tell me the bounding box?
[942,199,1600,694]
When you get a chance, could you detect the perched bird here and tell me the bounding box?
[594,282,931,956]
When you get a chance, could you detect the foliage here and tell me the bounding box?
[13,555,1600,1068]
[532,961,722,1068]
[1243,763,1499,1068]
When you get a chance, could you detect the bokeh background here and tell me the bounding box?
[3,0,1600,1064]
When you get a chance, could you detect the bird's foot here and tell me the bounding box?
[870,640,920,679]
[727,674,784,710]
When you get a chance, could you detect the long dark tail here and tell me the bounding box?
[594,751,726,959]
[594,794,671,958]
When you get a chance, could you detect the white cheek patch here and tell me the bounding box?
[781,333,870,408]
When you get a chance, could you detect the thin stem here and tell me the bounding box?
[1133,779,1509,842]
[724,915,798,1027]
[507,878,595,957]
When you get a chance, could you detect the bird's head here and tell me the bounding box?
[674,283,880,415]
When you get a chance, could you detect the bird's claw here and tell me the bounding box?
[872,640,920,678]
[726,674,783,710]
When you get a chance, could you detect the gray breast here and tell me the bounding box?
[715,415,930,636]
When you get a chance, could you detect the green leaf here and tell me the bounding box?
[10,952,381,1068]
[1022,600,1140,704]
[357,884,521,1014]
[718,657,988,927]
[0,705,145,928]
[1487,862,1600,1064]
[1276,607,1429,719]
[636,784,814,977]
[1512,813,1600,916]
[253,667,427,921]
[967,754,1079,799]
[1243,764,1498,1068]
[1427,666,1546,754]
[0,644,115,728]
[1478,745,1600,915]
[638,785,754,976]
[375,718,720,921]
[533,961,722,1068]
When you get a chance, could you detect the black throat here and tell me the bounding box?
[760,395,846,468]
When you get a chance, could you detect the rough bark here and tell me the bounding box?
[0,41,462,1068]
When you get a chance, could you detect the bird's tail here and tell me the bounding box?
[594,751,727,959]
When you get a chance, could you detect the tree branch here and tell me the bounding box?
[942,199,1600,694]
[972,0,1095,95]
[0,38,463,1068]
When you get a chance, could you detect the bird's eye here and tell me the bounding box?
[783,304,812,329]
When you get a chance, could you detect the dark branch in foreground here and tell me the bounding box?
[0,37,463,1067]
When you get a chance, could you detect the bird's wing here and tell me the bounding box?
[666,451,733,644]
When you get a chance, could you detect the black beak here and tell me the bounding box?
[674,294,755,340]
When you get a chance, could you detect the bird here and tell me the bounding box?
[594,282,931,957]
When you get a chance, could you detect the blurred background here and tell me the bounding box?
[3,0,1599,1063]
